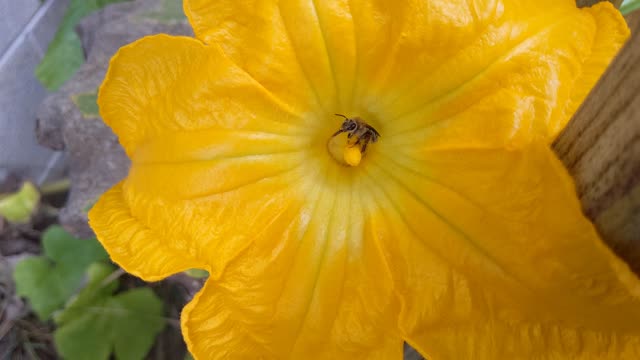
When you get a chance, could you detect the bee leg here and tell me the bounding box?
[347,132,354,139]
[331,129,344,138]
[361,141,369,153]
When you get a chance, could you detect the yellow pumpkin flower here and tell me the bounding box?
[89,0,640,358]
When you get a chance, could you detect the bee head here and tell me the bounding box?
[342,119,357,132]
[335,114,357,132]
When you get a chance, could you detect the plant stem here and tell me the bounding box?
[621,0,640,14]
[39,178,70,195]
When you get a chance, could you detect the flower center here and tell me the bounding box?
[326,114,380,167]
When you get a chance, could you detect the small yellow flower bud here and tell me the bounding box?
[343,145,362,166]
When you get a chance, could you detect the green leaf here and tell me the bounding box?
[621,0,640,14]
[0,182,40,224]
[139,0,186,23]
[54,262,120,324]
[36,0,131,91]
[184,268,209,279]
[13,226,109,319]
[71,92,100,118]
[55,279,165,360]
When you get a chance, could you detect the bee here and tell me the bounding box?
[331,114,380,152]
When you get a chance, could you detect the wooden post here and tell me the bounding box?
[554,10,640,272]
[576,0,623,8]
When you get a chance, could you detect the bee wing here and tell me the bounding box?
[367,125,381,138]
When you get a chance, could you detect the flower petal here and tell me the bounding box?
[184,1,627,144]
[180,175,403,359]
[89,133,307,281]
[89,182,200,281]
[90,173,307,282]
[98,34,309,157]
[184,0,356,112]
[365,143,640,358]
[375,1,628,146]
[93,34,322,281]
[565,3,631,121]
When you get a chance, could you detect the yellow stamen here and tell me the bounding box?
[343,145,362,166]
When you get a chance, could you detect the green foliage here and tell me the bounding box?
[72,92,100,118]
[36,0,131,91]
[54,264,165,360]
[54,263,120,324]
[0,182,40,224]
[14,225,166,359]
[140,0,186,23]
[184,268,209,279]
[621,0,640,14]
[13,226,108,319]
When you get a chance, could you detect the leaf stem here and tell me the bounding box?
[99,268,126,287]
[39,178,71,196]
[621,0,640,14]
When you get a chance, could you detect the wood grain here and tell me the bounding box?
[576,0,623,8]
[554,11,640,272]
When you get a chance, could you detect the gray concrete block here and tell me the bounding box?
[36,0,193,236]
[29,0,69,54]
[0,16,13,54]
[0,0,40,53]
[0,38,51,176]
[0,0,68,183]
